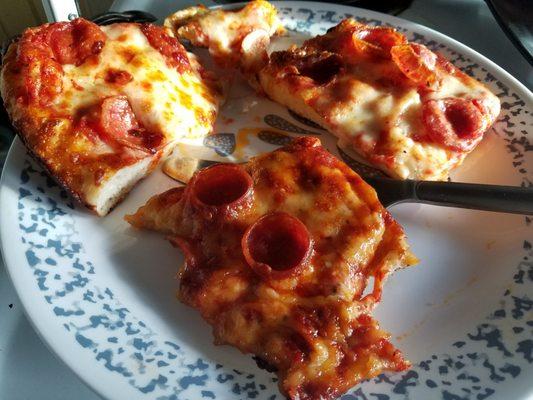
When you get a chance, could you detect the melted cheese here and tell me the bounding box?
[126,138,417,399]
[61,24,218,142]
[194,1,283,57]
[0,20,220,215]
[259,22,500,180]
[165,0,284,66]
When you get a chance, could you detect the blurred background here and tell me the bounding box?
[0,0,112,42]
[0,0,415,42]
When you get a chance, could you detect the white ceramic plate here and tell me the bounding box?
[1,2,532,399]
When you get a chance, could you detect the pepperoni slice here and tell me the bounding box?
[352,25,407,57]
[75,96,162,152]
[435,52,456,74]
[422,97,486,152]
[17,19,105,67]
[317,20,406,59]
[49,19,105,65]
[391,43,438,88]
[17,26,55,65]
[242,212,312,280]
[15,19,105,104]
[140,24,191,74]
[190,164,253,217]
[49,23,79,65]
[99,96,154,152]
[25,59,63,105]
[71,19,106,63]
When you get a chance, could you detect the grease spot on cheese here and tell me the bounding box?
[147,70,165,81]
[117,48,136,63]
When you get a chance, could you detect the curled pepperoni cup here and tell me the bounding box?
[472,96,501,122]
[242,212,312,280]
[49,19,106,65]
[422,98,486,152]
[352,26,407,56]
[191,164,253,209]
[98,95,163,153]
[390,43,437,87]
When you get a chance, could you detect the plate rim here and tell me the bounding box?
[0,139,144,399]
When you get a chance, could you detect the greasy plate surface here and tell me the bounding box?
[0,2,532,400]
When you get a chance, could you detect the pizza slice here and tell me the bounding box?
[258,19,501,180]
[126,137,417,400]
[0,18,221,215]
[165,0,285,74]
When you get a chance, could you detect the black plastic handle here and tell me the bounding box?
[414,180,533,215]
[365,177,533,215]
